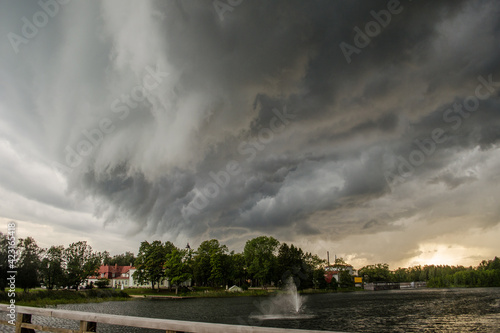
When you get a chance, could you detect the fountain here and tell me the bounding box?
[286,276,302,313]
[250,277,316,320]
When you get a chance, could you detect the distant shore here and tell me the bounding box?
[7,285,491,307]
[1,286,362,307]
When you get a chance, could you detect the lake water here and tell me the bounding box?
[2,288,500,332]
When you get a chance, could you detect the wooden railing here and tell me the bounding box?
[0,305,343,333]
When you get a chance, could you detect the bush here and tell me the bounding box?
[95,279,110,288]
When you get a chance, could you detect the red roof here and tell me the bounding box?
[89,265,135,279]
[99,265,133,275]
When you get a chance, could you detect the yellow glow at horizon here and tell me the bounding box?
[408,244,478,267]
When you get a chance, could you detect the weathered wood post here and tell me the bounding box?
[80,320,97,332]
[15,313,35,333]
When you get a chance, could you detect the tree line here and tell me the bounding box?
[0,233,329,292]
[358,257,500,287]
[132,236,329,293]
[3,230,499,292]
[0,234,102,291]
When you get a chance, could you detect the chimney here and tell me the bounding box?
[327,251,330,266]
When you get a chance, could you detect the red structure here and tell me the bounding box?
[87,264,135,288]
[95,264,133,279]
[324,270,339,284]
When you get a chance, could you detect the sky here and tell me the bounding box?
[0,0,499,269]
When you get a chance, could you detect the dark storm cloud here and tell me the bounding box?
[70,0,500,241]
[428,172,477,190]
[1,0,500,265]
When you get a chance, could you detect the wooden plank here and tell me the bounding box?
[16,313,35,333]
[15,313,23,333]
[0,305,344,333]
[20,322,79,333]
[79,320,97,333]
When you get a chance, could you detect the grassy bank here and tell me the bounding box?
[124,287,271,298]
[124,286,363,298]
[0,286,363,306]
[0,289,130,307]
[299,287,363,294]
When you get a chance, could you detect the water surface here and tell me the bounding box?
[2,288,499,332]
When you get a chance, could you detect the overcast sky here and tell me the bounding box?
[1,0,499,269]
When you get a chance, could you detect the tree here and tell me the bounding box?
[304,253,326,289]
[103,251,136,266]
[192,242,211,286]
[164,248,191,294]
[193,239,228,287]
[64,241,101,289]
[114,251,136,266]
[312,267,327,289]
[479,257,500,271]
[243,236,280,287]
[277,244,305,281]
[358,263,392,283]
[339,270,354,288]
[17,237,43,291]
[333,257,349,270]
[209,243,229,287]
[40,245,66,289]
[277,243,320,289]
[133,240,175,290]
[95,278,110,288]
[101,251,112,265]
[0,232,9,290]
[228,252,247,287]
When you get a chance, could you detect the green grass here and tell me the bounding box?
[0,289,130,307]
[299,288,336,294]
[0,286,365,306]
[124,286,368,298]
[187,289,270,298]
[17,296,131,307]
[124,287,271,298]
[123,286,364,298]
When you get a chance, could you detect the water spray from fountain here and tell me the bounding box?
[284,276,303,313]
[250,277,315,320]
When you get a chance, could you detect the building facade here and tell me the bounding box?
[87,264,191,288]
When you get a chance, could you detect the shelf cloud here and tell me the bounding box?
[1,0,499,267]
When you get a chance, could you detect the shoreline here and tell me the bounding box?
[3,286,497,307]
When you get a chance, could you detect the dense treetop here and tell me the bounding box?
[1,232,499,291]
